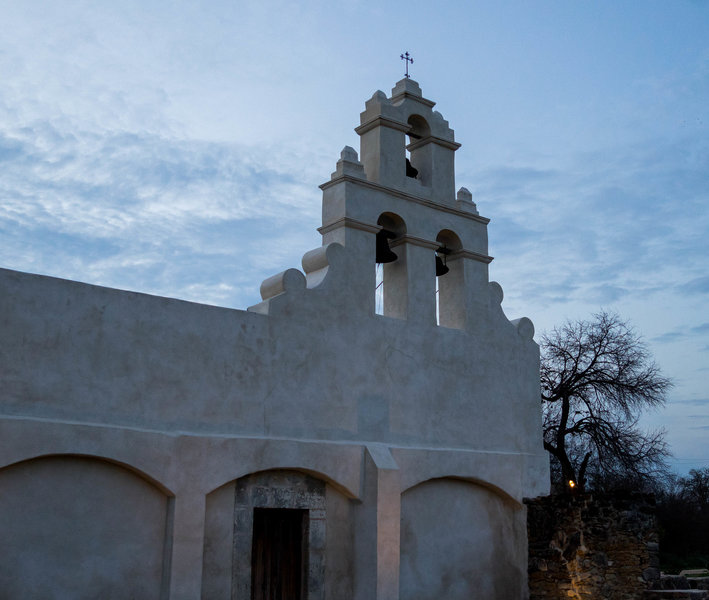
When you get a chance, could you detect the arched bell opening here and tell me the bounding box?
[375,213,407,319]
[406,114,432,186]
[435,230,465,329]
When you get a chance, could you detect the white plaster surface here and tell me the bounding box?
[0,78,549,599]
[0,456,169,599]
[400,478,527,600]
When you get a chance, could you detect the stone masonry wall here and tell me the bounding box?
[526,493,659,600]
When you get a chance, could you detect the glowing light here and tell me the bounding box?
[568,480,576,488]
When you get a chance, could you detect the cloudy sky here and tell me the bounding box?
[1,1,707,474]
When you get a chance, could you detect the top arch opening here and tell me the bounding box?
[407,114,431,140]
[436,229,462,252]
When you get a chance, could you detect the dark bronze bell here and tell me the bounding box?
[406,158,419,179]
[435,255,449,277]
[376,229,398,264]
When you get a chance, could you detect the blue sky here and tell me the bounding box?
[1,1,707,474]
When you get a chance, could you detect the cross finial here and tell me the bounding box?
[400,51,413,78]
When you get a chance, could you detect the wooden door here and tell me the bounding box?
[251,508,306,600]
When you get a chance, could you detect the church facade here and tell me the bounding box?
[0,79,549,599]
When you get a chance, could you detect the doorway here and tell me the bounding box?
[251,508,307,600]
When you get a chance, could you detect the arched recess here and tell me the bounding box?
[399,477,527,600]
[0,454,173,599]
[201,469,354,600]
[406,114,432,185]
[376,212,407,319]
[435,229,465,329]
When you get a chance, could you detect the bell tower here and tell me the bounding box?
[318,78,494,332]
[356,78,460,204]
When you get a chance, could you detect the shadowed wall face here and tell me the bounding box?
[0,456,170,600]
[399,478,526,600]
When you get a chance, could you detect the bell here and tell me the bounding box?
[376,229,398,264]
[435,255,449,277]
[406,158,419,179]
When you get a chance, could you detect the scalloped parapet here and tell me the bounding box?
[511,317,535,340]
[456,187,479,215]
[487,281,537,342]
[301,243,345,289]
[390,77,424,100]
[329,146,365,181]
[488,281,504,306]
[259,268,306,301]
[248,243,350,316]
[361,90,398,123]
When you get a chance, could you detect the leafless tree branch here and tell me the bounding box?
[541,311,671,491]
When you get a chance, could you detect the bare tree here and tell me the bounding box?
[680,468,709,507]
[541,311,671,492]
[656,468,709,567]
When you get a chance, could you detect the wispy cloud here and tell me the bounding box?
[0,113,326,308]
[0,0,707,473]
[680,276,709,295]
[672,398,709,406]
[653,331,689,344]
[651,323,709,346]
[487,131,709,317]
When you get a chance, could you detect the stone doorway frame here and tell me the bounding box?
[232,470,326,600]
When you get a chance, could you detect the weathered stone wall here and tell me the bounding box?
[526,492,659,600]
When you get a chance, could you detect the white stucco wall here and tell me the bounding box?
[0,78,549,599]
[0,456,170,599]
[400,478,527,600]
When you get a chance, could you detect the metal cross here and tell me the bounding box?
[400,52,413,78]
